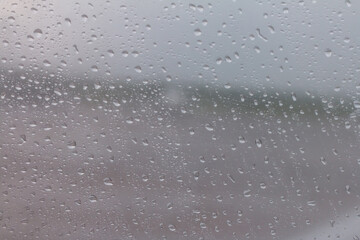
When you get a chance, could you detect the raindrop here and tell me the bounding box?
[67,141,76,149]
[243,189,251,197]
[168,224,176,231]
[194,28,202,36]
[89,195,98,203]
[103,177,113,186]
[205,123,214,131]
[346,185,351,194]
[107,50,114,57]
[238,136,246,144]
[324,48,332,57]
[20,134,27,142]
[65,18,72,25]
[189,128,195,135]
[126,117,134,124]
[353,100,360,109]
[134,66,142,73]
[33,29,43,38]
[224,83,231,89]
[43,60,51,67]
[81,14,88,22]
[77,168,85,175]
[91,65,98,72]
[307,200,316,206]
[255,139,262,148]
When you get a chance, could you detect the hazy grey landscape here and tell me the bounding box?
[1,0,360,239]
[1,71,360,240]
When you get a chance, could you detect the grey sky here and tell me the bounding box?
[1,0,359,95]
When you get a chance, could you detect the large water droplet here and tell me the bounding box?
[67,140,76,149]
[103,177,113,186]
[324,48,332,57]
[194,28,202,36]
[33,29,43,38]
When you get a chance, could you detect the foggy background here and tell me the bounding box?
[1,0,360,93]
[1,1,360,240]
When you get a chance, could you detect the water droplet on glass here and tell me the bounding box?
[205,123,214,131]
[43,60,51,67]
[194,28,202,36]
[65,18,72,26]
[81,14,88,22]
[67,141,76,149]
[134,66,142,73]
[324,48,332,57]
[168,224,176,231]
[107,50,114,57]
[224,83,231,89]
[255,139,262,148]
[77,168,85,175]
[33,29,43,38]
[307,201,316,207]
[89,195,98,203]
[91,65,98,72]
[243,189,252,197]
[353,100,360,109]
[103,177,113,186]
[238,136,246,144]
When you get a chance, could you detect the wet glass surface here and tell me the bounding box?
[1,1,360,239]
